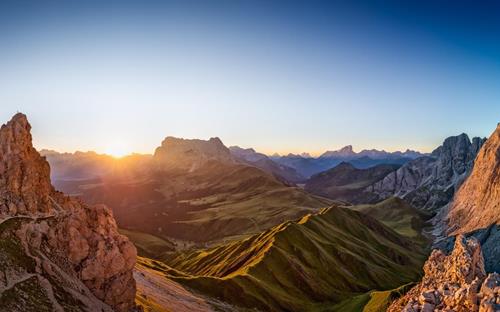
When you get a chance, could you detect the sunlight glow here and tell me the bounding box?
[104,141,132,158]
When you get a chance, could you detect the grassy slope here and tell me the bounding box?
[119,229,177,259]
[348,197,432,240]
[73,161,332,243]
[161,205,427,311]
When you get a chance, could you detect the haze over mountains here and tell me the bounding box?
[46,135,332,244]
[3,112,500,312]
[271,146,424,179]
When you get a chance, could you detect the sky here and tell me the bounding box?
[0,0,499,157]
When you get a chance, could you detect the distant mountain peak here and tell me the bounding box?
[154,136,233,171]
[320,145,356,158]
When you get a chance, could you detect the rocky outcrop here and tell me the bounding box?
[366,134,485,213]
[447,124,500,235]
[388,235,500,312]
[154,136,234,171]
[0,114,137,311]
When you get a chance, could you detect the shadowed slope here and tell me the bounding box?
[350,197,432,240]
[304,162,398,203]
[162,205,427,311]
[50,138,332,243]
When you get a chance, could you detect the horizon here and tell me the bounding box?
[9,109,487,158]
[1,1,500,156]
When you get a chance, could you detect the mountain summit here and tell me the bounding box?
[0,113,137,311]
[366,133,485,213]
[154,136,234,171]
[320,145,355,158]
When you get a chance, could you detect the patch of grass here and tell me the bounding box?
[119,228,176,258]
[349,197,432,242]
[362,282,416,312]
[162,205,427,311]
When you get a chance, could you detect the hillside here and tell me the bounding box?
[162,204,428,311]
[304,162,399,204]
[350,197,432,240]
[48,138,332,243]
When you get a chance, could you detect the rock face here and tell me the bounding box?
[366,134,485,213]
[447,124,500,235]
[154,136,234,171]
[0,114,137,311]
[388,235,500,312]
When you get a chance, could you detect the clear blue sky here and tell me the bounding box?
[0,0,499,156]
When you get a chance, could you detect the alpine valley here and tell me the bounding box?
[1,113,499,312]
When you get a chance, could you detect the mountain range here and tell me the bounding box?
[2,112,500,312]
[271,146,424,178]
[46,136,332,244]
[365,133,485,214]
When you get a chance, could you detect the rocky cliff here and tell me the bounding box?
[154,136,234,171]
[446,124,500,235]
[0,113,137,311]
[388,236,499,312]
[366,134,485,213]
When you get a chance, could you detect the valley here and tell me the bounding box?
[1,113,499,312]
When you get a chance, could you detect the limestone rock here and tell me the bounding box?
[0,113,137,311]
[154,136,234,171]
[447,123,500,235]
[388,236,500,312]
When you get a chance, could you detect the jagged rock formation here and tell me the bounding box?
[154,136,234,171]
[388,236,500,312]
[447,124,500,235]
[229,146,305,183]
[366,134,485,213]
[0,114,137,311]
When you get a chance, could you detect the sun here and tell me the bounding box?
[104,142,132,158]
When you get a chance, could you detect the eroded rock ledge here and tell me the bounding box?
[0,113,137,311]
[388,235,500,312]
